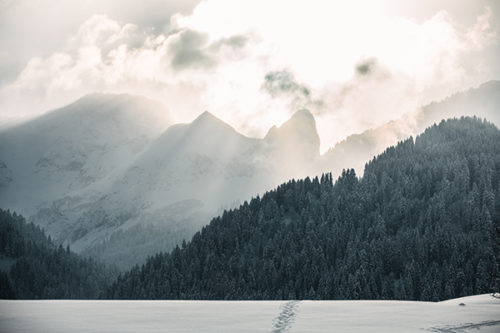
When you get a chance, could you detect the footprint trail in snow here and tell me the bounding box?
[271,300,300,333]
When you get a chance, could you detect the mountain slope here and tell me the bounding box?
[107,117,500,300]
[31,109,321,269]
[0,93,171,216]
[0,209,117,299]
[319,80,500,176]
[265,109,320,178]
[1,82,498,271]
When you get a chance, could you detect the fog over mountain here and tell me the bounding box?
[0,93,170,215]
[2,1,498,150]
[2,2,500,333]
[318,80,500,177]
[25,106,321,267]
[0,81,499,269]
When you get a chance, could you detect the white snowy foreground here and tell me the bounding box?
[0,294,499,333]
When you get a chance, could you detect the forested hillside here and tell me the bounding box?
[0,209,117,299]
[107,117,500,301]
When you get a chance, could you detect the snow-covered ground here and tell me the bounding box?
[0,294,498,333]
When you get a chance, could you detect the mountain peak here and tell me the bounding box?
[46,93,171,127]
[265,109,320,158]
[76,92,152,106]
[266,109,318,140]
[183,110,246,141]
[290,109,315,122]
[193,110,219,124]
[190,111,233,131]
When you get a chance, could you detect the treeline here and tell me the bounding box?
[0,209,117,299]
[107,117,500,301]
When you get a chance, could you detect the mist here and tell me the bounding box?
[0,0,498,151]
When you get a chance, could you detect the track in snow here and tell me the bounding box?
[271,300,300,333]
[427,319,500,332]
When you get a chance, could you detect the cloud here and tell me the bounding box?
[210,35,248,51]
[0,13,252,123]
[0,1,498,152]
[262,70,324,114]
[169,29,214,70]
[168,30,248,71]
[263,71,310,98]
[466,6,497,49]
[0,0,201,85]
[355,59,378,76]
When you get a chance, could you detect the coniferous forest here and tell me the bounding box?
[106,117,500,301]
[0,209,117,299]
[1,117,499,301]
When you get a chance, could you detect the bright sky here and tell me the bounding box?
[0,0,499,151]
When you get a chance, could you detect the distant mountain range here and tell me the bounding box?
[0,81,499,269]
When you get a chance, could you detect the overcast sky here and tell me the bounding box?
[0,0,499,151]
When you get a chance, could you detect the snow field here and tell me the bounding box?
[0,294,498,333]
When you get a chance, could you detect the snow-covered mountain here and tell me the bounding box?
[0,93,171,216]
[28,108,322,267]
[264,109,320,178]
[1,81,498,269]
